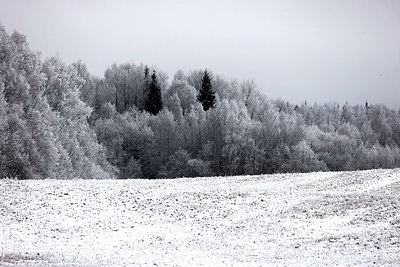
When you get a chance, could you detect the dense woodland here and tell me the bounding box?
[2,26,400,180]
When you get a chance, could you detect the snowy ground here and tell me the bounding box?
[1,169,400,266]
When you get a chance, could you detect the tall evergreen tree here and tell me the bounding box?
[144,65,150,79]
[145,70,163,115]
[198,70,215,111]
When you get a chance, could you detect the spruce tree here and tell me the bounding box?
[144,65,150,79]
[198,69,215,111]
[145,70,163,115]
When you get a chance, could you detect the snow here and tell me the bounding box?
[1,169,400,266]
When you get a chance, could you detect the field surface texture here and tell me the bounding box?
[1,169,400,266]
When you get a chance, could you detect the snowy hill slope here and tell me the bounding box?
[1,169,400,266]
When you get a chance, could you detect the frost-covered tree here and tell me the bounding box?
[165,71,198,116]
[150,110,181,173]
[369,105,392,146]
[94,108,155,179]
[160,148,212,178]
[0,27,65,179]
[41,57,115,179]
[72,60,97,109]
[0,27,113,179]
[240,79,261,120]
[281,141,327,173]
[0,83,8,176]
[103,63,149,113]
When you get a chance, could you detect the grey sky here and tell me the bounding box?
[1,0,399,108]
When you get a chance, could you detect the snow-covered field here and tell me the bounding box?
[1,169,400,266]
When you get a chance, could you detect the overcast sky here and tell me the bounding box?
[1,0,399,108]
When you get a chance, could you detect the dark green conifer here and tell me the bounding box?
[145,70,163,115]
[198,70,215,111]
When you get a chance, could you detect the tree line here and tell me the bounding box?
[1,26,400,179]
